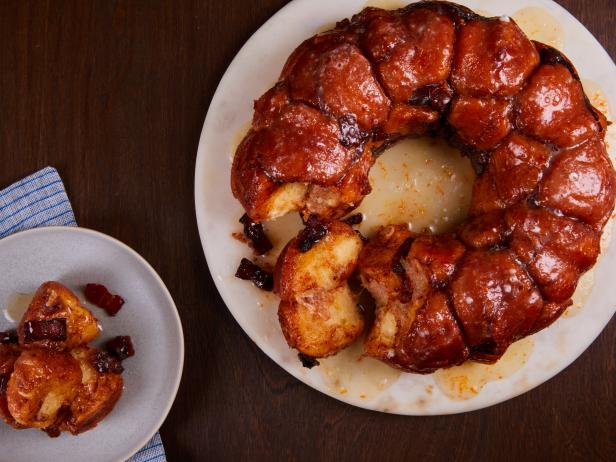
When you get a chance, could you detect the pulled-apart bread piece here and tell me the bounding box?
[359,225,469,373]
[4,346,124,436]
[274,220,364,358]
[60,347,123,435]
[6,349,82,429]
[18,281,99,350]
[0,344,21,427]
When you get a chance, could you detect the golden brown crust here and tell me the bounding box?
[2,282,127,436]
[62,347,123,435]
[18,281,99,351]
[450,17,539,96]
[0,344,22,427]
[359,228,469,372]
[6,349,82,428]
[275,221,364,357]
[230,1,616,372]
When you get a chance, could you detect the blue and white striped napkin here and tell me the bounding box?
[0,167,166,462]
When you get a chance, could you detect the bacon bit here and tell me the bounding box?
[343,213,363,225]
[298,217,328,252]
[339,113,365,147]
[22,319,67,343]
[239,214,273,255]
[0,330,18,344]
[93,351,124,374]
[298,353,320,369]
[409,83,453,112]
[235,258,274,291]
[105,336,135,361]
[84,284,125,316]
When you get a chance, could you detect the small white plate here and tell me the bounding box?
[195,0,616,415]
[0,227,184,462]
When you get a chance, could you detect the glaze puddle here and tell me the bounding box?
[319,338,401,400]
[356,137,474,237]
[4,293,33,323]
[512,7,564,50]
[434,336,534,400]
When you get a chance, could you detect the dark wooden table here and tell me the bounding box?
[1,1,614,460]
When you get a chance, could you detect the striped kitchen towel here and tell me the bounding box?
[0,167,167,462]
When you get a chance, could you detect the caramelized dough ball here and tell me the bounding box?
[490,133,552,203]
[458,210,506,249]
[516,64,601,147]
[62,347,123,435]
[468,172,505,216]
[391,291,469,373]
[448,96,512,150]
[364,8,455,102]
[231,131,307,222]
[537,139,616,229]
[256,102,357,185]
[304,147,373,219]
[18,282,99,351]
[451,18,539,96]
[469,133,552,215]
[382,103,439,137]
[360,227,468,372]
[274,221,363,300]
[6,349,82,429]
[506,203,600,302]
[278,285,364,358]
[282,33,390,130]
[451,250,543,361]
[275,221,364,357]
[405,235,465,287]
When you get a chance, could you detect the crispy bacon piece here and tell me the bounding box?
[84,283,125,316]
[235,258,274,291]
[239,213,273,255]
[22,319,67,344]
[105,336,135,361]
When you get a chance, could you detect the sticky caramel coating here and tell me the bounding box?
[458,210,506,249]
[516,64,601,148]
[451,250,543,362]
[61,347,123,435]
[229,1,616,372]
[18,281,99,351]
[368,8,455,102]
[447,96,512,150]
[538,139,616,229]
[0,345,21,427]
[506,204,600,302]
[282,33,390,130]
[359,227,469,372]
[392,291,469,373]
[6,349,82,429]
[405,235,465,287]
[450,17,539,96]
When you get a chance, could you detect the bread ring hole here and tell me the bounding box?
[354,137,475,237]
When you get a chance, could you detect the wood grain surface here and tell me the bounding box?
[0,1,614,461]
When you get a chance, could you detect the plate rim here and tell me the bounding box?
[0,225,185,460]
[194,0,616,416]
